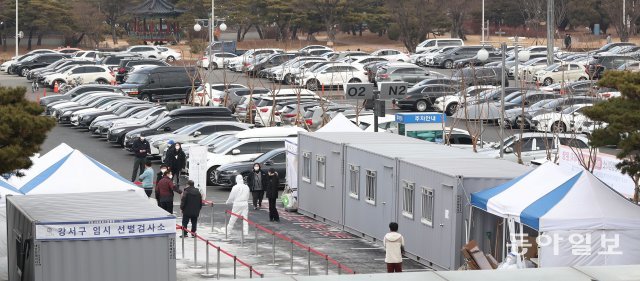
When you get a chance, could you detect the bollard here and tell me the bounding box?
[250,266,253,278]
[285,241,297,275]
[325,255,329,275]
[216,248,221,280]
[201,240,215,277]
[181,232,185,260]
[268,233,278,266]
[190,235,203,268]
[223,212,230,241]
[307,247,311,275]
[233,256,237,279]
[210,203,215,233]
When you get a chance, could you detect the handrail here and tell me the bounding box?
[225,210,356,274]
[175,224,264,277]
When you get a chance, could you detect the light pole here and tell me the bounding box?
[499,43,507,158]
[546,0,554,65]
[15,0,18,57]
[477,48,489,148]
[481,0,485,43]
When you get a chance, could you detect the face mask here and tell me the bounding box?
[160,168,167,173]
[254,166,259,171]
[140,137,145,141]
[175,145,181,150]
[168,174,173,179]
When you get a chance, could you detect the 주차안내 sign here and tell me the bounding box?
[34,217,176,241]
[558,145,635,198]
[395,113,445,124]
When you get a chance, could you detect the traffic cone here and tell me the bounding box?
[43,88,47,97]
[53,81,59,93]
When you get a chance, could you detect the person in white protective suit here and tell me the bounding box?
[222,174,250,236]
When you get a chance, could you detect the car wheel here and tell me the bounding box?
[348,78,361,83]
[415,100,428,112]
[578,77,587,81]
[306,79,320,91]
[96,79,108,84]
[543,78,553,86]
[166,56,175,62]
[283,74,292,85]
[206,166,220,186]
[211,62,218,69]
[141,94,152,102]
[552,121,566,133]
[20,68,29,77]
[444,60,454,69]
[149,56,156,59]
[445,103,458,116]
[463,63,470,68]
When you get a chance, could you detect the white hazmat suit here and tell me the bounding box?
[225,175,250,235]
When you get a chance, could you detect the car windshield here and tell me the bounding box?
[126,73,148,84]
[544,64,559,71]
[172,124,198,135]
[561,104,585,114]
[211,138,241,154]
[198,133,232,145]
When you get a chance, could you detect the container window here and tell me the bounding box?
[421,187,434,226]
[316,155,326,188]
[365,170,377,205]
[348,164,360,199]
[302,151,311,183]
[402,180,415,219]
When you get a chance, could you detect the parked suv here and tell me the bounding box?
[416,38,464,53]
[119,67,200,101]
[13,53,67,77]
[375,65,436,86]
[116,59,169,83]
[124,45,164,59]
[432,46,494,69]
[215,148,287,187]
[586,55,634,79]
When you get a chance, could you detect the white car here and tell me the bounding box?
[296,63,368,91]
[72,51,100,62]
[533,63,589,86]
[42,65,81,87]
[531,104,603,134]
[191,83,247,106]
[124,45,164,59]
[65,65,115,85]
[433,86,497,116]
[227,48,284,72]
[349,115,397,132]
[299,45,333,54]
[370,49,410,62]
[346,56,388,70]
[156,46,182,62]
[204,126,307,184]
[149,121,250,156]
[253,89,320,127]
[479,132,590,164]
[197,52,237,69]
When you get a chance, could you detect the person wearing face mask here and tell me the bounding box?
[247,163,268,210]
[155,170,182,214]
[137,160,155,197]
[265,168,280,222]
[131,135,151,181]
[217,174,250,236]
[157,164,169,184]
[164,141,186,185]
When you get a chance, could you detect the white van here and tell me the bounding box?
[416,38,464,53]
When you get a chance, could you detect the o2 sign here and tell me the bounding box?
[344,83,374,100]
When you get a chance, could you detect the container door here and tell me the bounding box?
[438,184,454,269]
[381,166,395,237]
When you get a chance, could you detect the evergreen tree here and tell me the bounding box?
[0,87,56,174]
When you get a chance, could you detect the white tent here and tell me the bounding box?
[471,162,640,267]
[7,143,74,187]
[18,149,146,197]
[286,114,362,193]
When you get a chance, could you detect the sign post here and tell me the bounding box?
[344,82,378,130]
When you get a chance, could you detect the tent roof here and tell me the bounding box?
[0,178,21,196]
[316,113,363,132]
[8,143,74,188]
[131,0,186,16]
[18,149,146,197]
[471,162,640,231]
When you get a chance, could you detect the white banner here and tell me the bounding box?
[558,145,635,198]
[188,145,209,197]
[285,139,298,196]
[35,217,176,241]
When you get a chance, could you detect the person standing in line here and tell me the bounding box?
[164,141,186,186]
[564,34,572,50]
[606,34,612,44]
[180,180,203,238]
[247,163,268,210]
[384,222,405,273]
[218,174,250,236]
[131,135,150,181]
[137,160,155,197]
[265,168,280,222]
[155,170,182,214]
[157,164,168,184]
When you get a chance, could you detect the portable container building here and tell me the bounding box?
[296,132,424,225]
[395,158,530,270]
[6,191,177,281]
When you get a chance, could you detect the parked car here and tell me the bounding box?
[397,84,458,112]
[124,45,165,59]
[533,62,589,86]
[148,121,251,157]
[115,59,169,83]
[13,53,68,77]
[190,83,247,106]
[479,132,590,164]
[586,55,634,79]
[451,67,505,86]
[416,38,464,53]
[64,65,116,85]
[432,46,492,69]
[375,64,437,86]
[157,46,182,62]
[119,66,200,102]
[370,49,410,62]
[296,63,368,91]
[223,87,272,110]
[434,85,497,115]
[531,104,602,134]
[39,84,124,110]
[197,52,238,69]
[214,148,287,187]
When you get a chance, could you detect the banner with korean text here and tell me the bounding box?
[35,217,176,241]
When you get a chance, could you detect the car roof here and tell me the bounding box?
[235,126,306,139]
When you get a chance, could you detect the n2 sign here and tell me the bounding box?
[344,83,374,100]
[379,82,409,100]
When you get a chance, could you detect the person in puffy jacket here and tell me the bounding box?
[217,174,250,236]
[137,160,154,197]
[180,180,203,237]
[384,222,405,273]
[164,142,186,185]
[155,170,182,214]
[265,168,280,222]
[131,136,150,181]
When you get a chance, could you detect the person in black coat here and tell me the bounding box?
[131,136,151,181]
[164,142,186,185]
[180,180,203,237]
[265,168,280,222]
[247,163,268,210]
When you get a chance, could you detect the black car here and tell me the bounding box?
[119,66,200,102]
[122,107,236,149]
[115,59,169,83]
[40,85,123,111]
[106,110,168,145]
[397,84,458,112]
[88,104,155,133]
[432,45,495,69]
[57,95,129,124]
[97,53,143,70]
[215,148,287,187]
[75,101,151,128]
[453,52,503,68]
[586,55,634,79]
[13,53,68,77]
[249,53,301,76]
